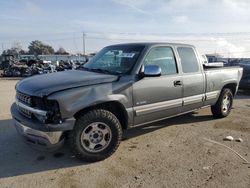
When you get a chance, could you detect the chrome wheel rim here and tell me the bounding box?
[80,122,112,153]
[222,94,231,113]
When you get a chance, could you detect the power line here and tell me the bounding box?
[2,30,250,42]
[216,50,250,55]
[85,36,250,42]
[2,31,250,45]
[2,31,250,56]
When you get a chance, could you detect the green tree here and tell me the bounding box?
[28,40,54,55]
[55,47,69,55]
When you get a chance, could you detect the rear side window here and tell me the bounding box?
[177,47,199,73]
[144,47,178,75]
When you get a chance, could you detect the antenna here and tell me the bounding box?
[83,32,86,55]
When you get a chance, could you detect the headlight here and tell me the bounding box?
[33,98,62,124]
[45,100,62,124]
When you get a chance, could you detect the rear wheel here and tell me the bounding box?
[69,109,122,162]
[211,88,233,118]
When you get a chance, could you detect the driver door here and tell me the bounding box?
[132,46,183,125]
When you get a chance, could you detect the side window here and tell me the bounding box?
[144,47,178,75]
[177,47,199,73]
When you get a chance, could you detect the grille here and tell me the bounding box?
[16,91,32,118]
[16,92,32,106]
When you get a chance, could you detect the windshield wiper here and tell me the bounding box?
[82,67,121,75]
[96,69,123,75]
[82,66,123,75]
[91,68,113,74]
[81,67,92,72]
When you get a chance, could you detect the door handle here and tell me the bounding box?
[174,80,182,87]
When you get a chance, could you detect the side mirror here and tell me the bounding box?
[142,65,161,77]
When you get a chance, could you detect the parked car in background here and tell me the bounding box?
[238,60,250,89]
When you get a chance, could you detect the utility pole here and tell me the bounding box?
[82,32,86,55]
[1,43,4,54]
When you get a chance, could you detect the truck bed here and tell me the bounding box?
[204,66,243,93]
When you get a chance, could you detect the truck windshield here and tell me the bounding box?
[83,45,145,75]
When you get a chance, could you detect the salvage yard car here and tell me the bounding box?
[238,60,250,89]
[11,43,243,162]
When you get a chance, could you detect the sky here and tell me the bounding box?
[1,0,250,57]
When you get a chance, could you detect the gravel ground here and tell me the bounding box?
[0,78,249,188]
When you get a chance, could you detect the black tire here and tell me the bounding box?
[211,88,233,118]
[69,109,122,162]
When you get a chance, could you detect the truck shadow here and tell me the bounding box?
[0,113,214,179]
[123,112,213,140]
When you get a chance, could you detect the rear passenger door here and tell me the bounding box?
[176,46,205,112]
[133,46,183,125]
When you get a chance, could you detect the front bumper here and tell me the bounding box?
[14,120,65,149]
[11,103,75,149]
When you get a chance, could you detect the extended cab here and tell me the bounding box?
[11,43,243,162]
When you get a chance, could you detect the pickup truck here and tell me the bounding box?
[11,43,243,162]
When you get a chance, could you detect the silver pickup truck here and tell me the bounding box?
[11,43,243,162]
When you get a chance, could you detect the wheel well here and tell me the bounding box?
[223,83,237,96]
[74,101,128,130]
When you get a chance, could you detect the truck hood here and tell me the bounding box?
[16,70,118,96]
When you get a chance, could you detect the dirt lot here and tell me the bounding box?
[0,78,249,188]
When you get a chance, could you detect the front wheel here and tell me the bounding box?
[211,88,233,118]
[69,109,122,162]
